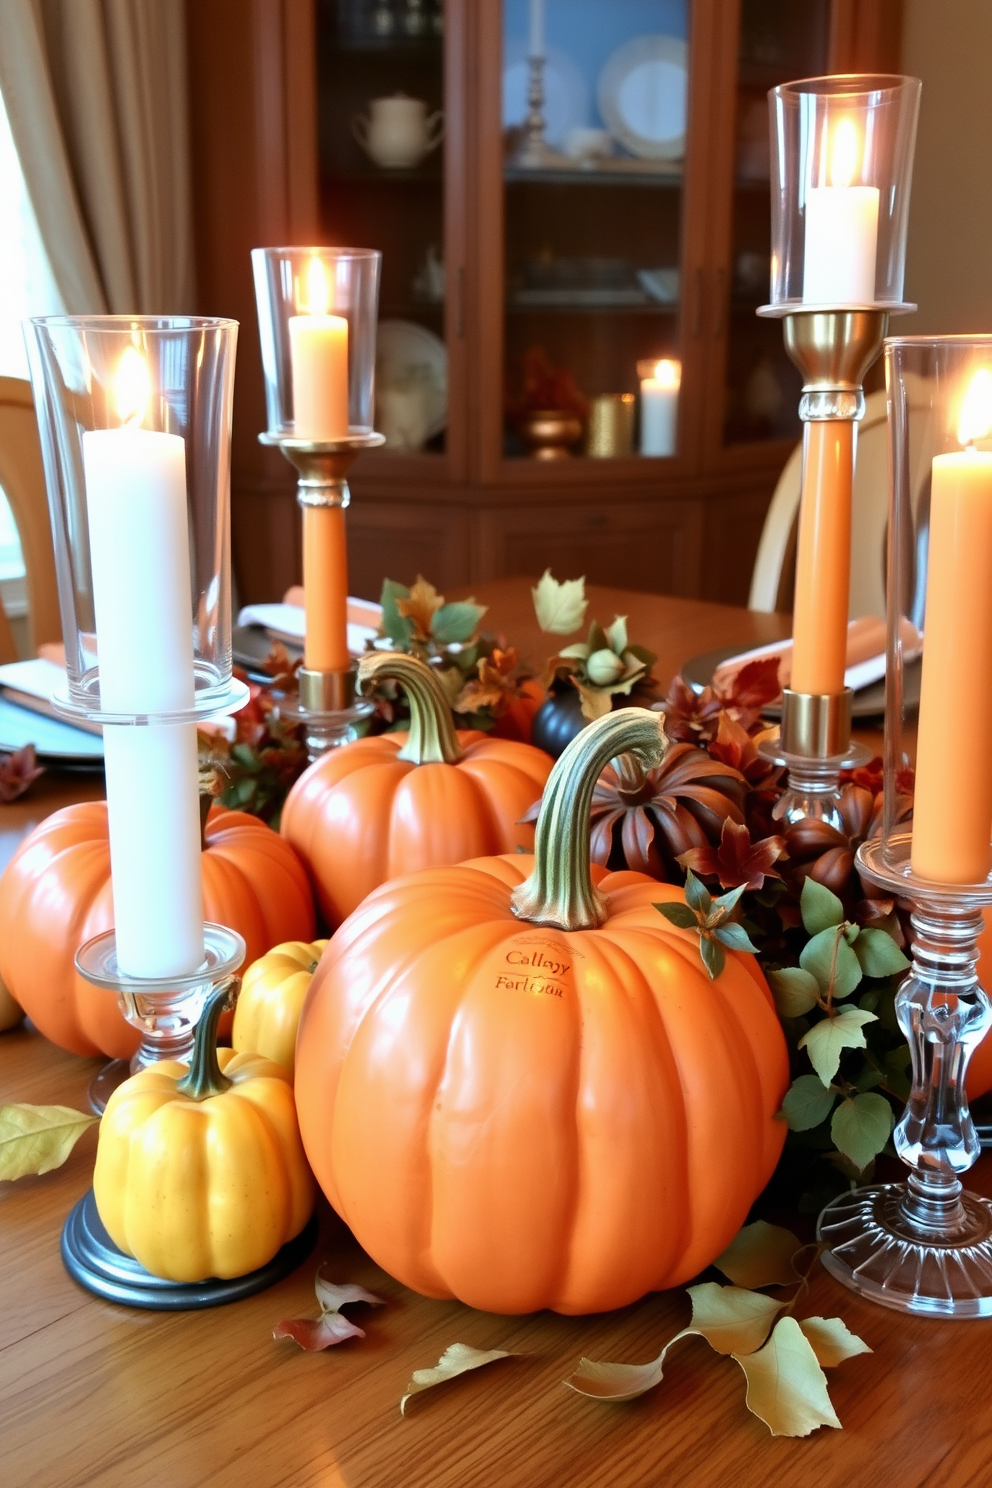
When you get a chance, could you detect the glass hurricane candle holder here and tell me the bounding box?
[252,247,384,758]
[818,335,992,1317]
[757,75,921,826]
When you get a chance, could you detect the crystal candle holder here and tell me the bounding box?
[252,247,384,758]
[757,76,921,825]
[817,335,992,1317]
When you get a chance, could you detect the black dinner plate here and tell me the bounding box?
[679,646,921,720]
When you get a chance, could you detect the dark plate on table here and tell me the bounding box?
[0,695,104,766]
[680,646,921,720]
[232,624,303,680]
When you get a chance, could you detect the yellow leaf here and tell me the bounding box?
[396,575,444,639]
[574,678,614,721]
[565,1350,669,1401]
[400,1343,512,1415]
[799,1316,872,1368]
[713,1220,804,1289]
[734,1316,842,1437]
[685,1282,784,1355]
[532,569,587,635]
[0,1104,98,1181]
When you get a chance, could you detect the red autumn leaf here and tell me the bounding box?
[713,656,782,729]
[656,676,723,744]
[272,1312,369,1351]
[679,816,785,891]
[0,744,45,803]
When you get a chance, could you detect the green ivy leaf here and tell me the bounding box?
[684,870,712,916]
[700,935,726,981]
[800,878,845,936]
[883,1046,912,1101]
[768,967,821,1019]
[430,601,487,645]
[780,1073,838,1131]
[800,928,863,1000]
[654,901,699,930]
[379,579,413,645]
[830,1092,894,1171]
[715,922,758,954]
[799,1009,878,1086]
[852,927,910,978]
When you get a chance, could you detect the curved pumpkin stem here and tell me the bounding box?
[511,708,667,931]
[357,651,463,766]
[176,981,240,1101]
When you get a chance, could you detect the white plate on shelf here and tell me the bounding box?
[502,42,590,149]
[376,320,447,441]
[597,36,688,161]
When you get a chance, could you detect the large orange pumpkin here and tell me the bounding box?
[281,651,552,927]
[294,709,789,1316]
[0,801,315,1060]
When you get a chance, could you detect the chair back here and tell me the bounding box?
[0,377,61,656]
[749,388,889,615]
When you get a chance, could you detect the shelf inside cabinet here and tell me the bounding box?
[506,298,678,315]
[504,163,683,189]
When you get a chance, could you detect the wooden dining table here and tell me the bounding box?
[1,579,985,1488]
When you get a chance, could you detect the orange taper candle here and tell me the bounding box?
[911,369,992,883]
[302,505,350,674]
[790,419,855,696]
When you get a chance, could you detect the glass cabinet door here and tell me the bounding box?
[315,0,449,460]
[717,0,831,453]
[500,0,692,465]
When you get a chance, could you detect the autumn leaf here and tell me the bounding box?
[713,1221,804,1289]
[714,656,782,729]
[734,1316,841,1437]
[273,1273,385,1352]
[432,600,487,645]
[798,1316,872,1368]
[400,1343,513,1415]
[679,816,785,891]
[799,1008,878,1086]
[0,745,45,803]
[0,1104,98,1180]
[396,575,445,639]
[532,569,587,635]
[455,652,518,715]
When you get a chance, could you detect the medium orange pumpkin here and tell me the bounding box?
[0,801,315,1060]
[294,709,789,1316]
[281,651,552,927]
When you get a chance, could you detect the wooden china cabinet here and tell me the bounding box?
[186,0,901,607]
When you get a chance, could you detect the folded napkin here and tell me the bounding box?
[236,593,382,658]
[712,616,923,695]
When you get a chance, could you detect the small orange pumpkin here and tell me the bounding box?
[0,801,315,1060]
[294,709,789,1316]
[281,651,553,927]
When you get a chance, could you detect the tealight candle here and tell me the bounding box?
[802,118,879,306]
[911,368,992,883]
[82,347,204,978]
[638,359,680,457]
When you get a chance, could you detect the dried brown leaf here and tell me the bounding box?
[733,1316,842,1437]
[400,1343,513,1415]
[798,1316,872,1368]
[0,745,45,803]
[396,575,445,639]
[273,1272,385,1352]
[712,1221,804,1290]
[0,1104,98,1180]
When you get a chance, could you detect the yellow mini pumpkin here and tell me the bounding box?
[94,985,315,1282]
[232,939,328,1074]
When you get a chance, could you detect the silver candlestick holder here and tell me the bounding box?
[511,55,561,169]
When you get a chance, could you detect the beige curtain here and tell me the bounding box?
[0,0,194,315]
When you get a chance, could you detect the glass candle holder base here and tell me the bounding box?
[62,1189,318,1310]
[816,838,992,1318]
[77,922,246,1115]
[295,666,374,760]
[817,1181,992,1317]
[759,738,873,830]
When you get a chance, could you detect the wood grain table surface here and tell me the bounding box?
[2,581,970,1488]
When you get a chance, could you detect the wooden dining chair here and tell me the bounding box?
[0,377,61,660]
[748,388,890,615]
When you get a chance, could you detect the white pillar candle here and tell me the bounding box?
[802,118,879,306]
[639,359,680,457]
[289,257,349,441]
[81,348,204,978]
[529,0,544,57]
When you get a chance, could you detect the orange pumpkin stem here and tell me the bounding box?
[357,651,464,766]
[176,981,239,1101]
[511,707,667,932]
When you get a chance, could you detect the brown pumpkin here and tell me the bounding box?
[294,709,789,1316]
[0,801,315,1059]
[281,651,553,926]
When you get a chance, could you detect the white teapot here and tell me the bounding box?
[352,95,444,170]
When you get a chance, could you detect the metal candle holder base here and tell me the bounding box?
[261,432,384,762]
[817,835,992,1318]
[62,1189,318,1310]
[79,923,245,1115]
[759,688,872,829]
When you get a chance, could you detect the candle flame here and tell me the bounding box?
[829,118,860,188]
[653,359,681,389]
[958,368,992,447]
[303,256,331,315]
[115,346,150,427]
